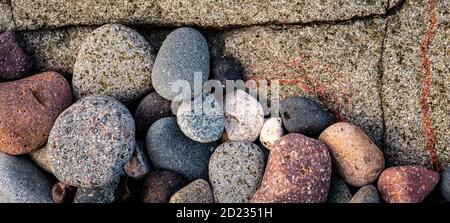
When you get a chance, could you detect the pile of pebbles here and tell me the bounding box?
[0,25,449,203]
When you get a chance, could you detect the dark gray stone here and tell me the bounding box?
[74,179,120,203]
[0,152,53,203]
[327,174,352,203]
[48,96,135,188]
[152,27,209,100]
[280,97,335,136]
[440,167,450,202]
[146,117,216,180]
[211,56,241,84]
[350,185,381,203]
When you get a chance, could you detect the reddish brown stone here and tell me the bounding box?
[0,72,72,155]
[0,31,33,81]
[52,181,77,203]
[142,170,187,203]
[134,92,172,139]
[251,133,332,203]
[377,165,440,203]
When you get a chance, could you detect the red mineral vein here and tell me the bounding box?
[420,0,441,171]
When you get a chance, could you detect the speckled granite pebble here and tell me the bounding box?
[209,141,265,203]
[0,152,52,203]
[319,122,385,187]
[327,174,352,203]
[224,89,264,142]
[152,27,209,100]
[251,133,331,203]
[48,96,135,187]
[146,117,216,180]
[259,118,284,150]
[170,179,214,203]
[350,185,380,203]
[74,179,120,203]
[142,170,187,203]
[0,31,33,80]
[73,24,154,104]
[30,145,52,173]
[134,92,172,139]
[124,141,152,180]
[52,181,76,203]
[177,94,224,143]
[377,165,439,203]
[280,97,335,136]
[441,167,450,202]
[0,72,72,155]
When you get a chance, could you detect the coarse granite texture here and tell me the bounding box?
[0,0,14,31]
[222,19,387,147]
[30,145,52,173]
[74,179,120,203]
[382,0,449,169]
[170,179,214,203]
[48,96,135,188]
[209,141,265,203]
[5,0,400,31]
[73,24,154,104]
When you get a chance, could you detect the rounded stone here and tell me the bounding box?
[146,117,216,180]
[259,117,284,150]
[211,56,241,84]
[0,152,53,203]
[134,92,172,139]
[440,166,450,201]
[177,94,224,143]
[170,179,214,203]
[224,89,264,142]
[280,97,335,136]
[30,145,52,173]
[124,141,152,180]
[152,27,209,100]
[48,96,135,187]
[0,31,33,81]
[319,122,385,187]
[350,185,381,203]
[327,174,352,203]
[52,181,76,203]
[74,179,120,203]
[142,170,187,203]
[73,24,154,104]
[251,133,332,203]
[0,72,72,155]
[377,165,440,203]
[209,141,265,203]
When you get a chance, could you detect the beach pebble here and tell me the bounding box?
[177,93,224,143]
[377,165,439,203]
[319,122,385,187]
[73,24,154,104]
[0,152,53,203]
[74,179,120,203]
[259,117,284,150]
[0,72,72,155]
[170,179,214,203]
[146,117,216,180]
[48,96,135,187]
[134,92,172,138]
[211,56,241,84]
[124,141,152,180]
[142,170,187,203]
[152,27,209,100]
[30,145,52,173]
[280,97,335,136]
[0,31,33,80]
[251,133,332,203]
[224,89,264,142]
[327,174,352,203]
[209,141,265,203]
[350,185,381,203]
[440,166,450,201]
[52,182,77,203]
